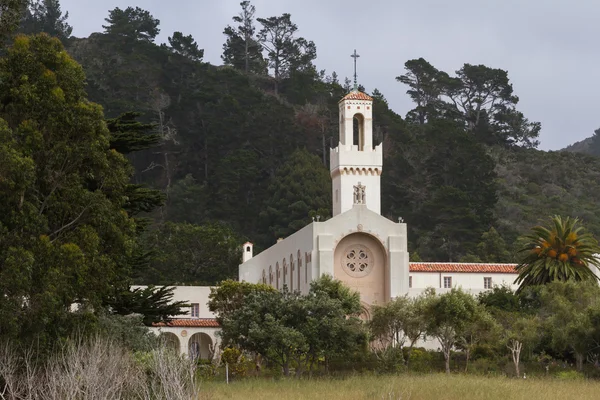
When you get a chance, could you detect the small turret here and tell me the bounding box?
[242,242,253,263]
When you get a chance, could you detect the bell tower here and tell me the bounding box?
[330,50,383,216]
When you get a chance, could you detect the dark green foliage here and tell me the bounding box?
[20,0,72,42]
[259,148,331,246]
[168,31,204,62]
[0,34,135,346]
[0,0,27,43]
[222,1,266,74]
[257,13,317,92]
[218,276,367,377]
[105,285,189,326]
[102,7,159,42]
[397,58,540,148]
[384,120,498,261]
[139,222,241,285]
[96,313,158,352]
[107,111,160,154]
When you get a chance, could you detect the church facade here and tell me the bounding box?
[148,89,520,357]
[238,89,519,309]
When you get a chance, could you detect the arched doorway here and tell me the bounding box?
[158,332,180,353]
[333,233,386,306]
[188,332,213,360]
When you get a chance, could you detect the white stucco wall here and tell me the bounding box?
[132,285,215,319]
[312,205,409,300]
[408,272,519,295]
[238,222,315,294]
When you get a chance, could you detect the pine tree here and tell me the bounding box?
[258,149,331,246]
[222,1,265,74]
[20,0,72,42]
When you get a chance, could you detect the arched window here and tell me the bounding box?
[290,254,294,291]
[305,252,309,283]
[297,252,301,291]
[276,262,280,290]
[283,258,287,290]
[353,113,365,151]
[262,270,266,284]
[269,266,273,285]
[246,246,251,252]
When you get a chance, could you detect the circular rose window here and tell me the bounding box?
[342,245,373,278]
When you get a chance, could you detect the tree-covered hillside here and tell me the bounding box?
[11,1,600,282]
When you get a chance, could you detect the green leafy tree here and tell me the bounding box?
[168,31,204,62]
[424,288,479,373]
[514,215,600,292]
[539,281,600,371]
[208,279,276,324]
[222,1,265,74]
[20,0,72,42]
[259,148,331,246]
[0,34,136,346]
[257,13,316,93]
[455,305,499,372]
[218,277,366,377]
[102,7,159,42]
[503,315,541,377]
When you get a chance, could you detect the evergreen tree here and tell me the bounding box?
[103,7,160,42]
[105,285,189,326]
[476,227,512,262]
[168,31,204,62]
[222,1,265,74]
[0,0,27,43]
[258,149,331,246]
[141,222,241,285]
[20,0,72,42]
[257,13,316,93]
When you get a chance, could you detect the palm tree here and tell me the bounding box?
[515,215,600,292]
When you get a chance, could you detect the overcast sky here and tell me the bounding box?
[59,0,599,150]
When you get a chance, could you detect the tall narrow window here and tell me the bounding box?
[353,113,365,151]
[290,255,294,291]
[443,276,452,289]
[484,277,492,289]
[191,303,199,318]
[409,276,412,288]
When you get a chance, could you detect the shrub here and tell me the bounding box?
[555,370,585,380]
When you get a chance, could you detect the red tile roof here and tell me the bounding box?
[409,262,518,274]
[340,91,373,102]
[152,318,220,328]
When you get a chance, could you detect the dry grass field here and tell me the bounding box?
[201,374,600,400]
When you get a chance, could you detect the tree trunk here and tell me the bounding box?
[282,362,290,377]
[508,339,522,377]
[444,350,450,374]
[575,352,584,372]
[464,348,470,373]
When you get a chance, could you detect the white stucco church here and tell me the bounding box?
[238,88,519,311]
[147,86,520,357]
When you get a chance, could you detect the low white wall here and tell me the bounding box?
[410,272,518,293]
[132,285,215,319]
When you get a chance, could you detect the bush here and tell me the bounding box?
[374,346,405,374]
[555,370,585,380]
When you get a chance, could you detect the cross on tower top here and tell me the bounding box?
[351,49,360,91]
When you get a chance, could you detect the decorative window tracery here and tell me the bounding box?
[341,245,373,278]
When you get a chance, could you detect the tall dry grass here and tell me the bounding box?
[202,373,600,400]
[0,337,200,400]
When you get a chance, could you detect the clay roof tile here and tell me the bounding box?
[409,262,518,274]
